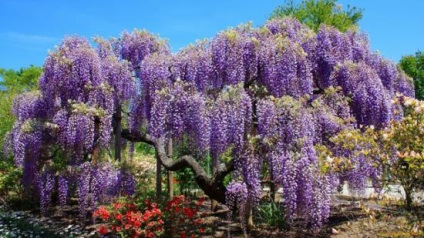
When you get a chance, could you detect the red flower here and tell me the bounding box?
[125,224,131,230]
[99,225,107,235]
[113,203,122,209]
[174,206,181,213]
[196,197,206,206]
[116,226,122,232]
[180,232,187,238]
[147,221,155,227]
[133,220,141,228]
[199,227,205,233]
[183,207,195,219]
[93,206,110,220]
[115,213,123,220]
[146,231,155,238]
[127,203,136,210]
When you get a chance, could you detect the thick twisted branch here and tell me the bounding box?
[120,130,234,204]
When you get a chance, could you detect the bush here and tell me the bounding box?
[256,199,287,229]
[93,197,164,237]
[0,159,23,200]
[93,195,208,237]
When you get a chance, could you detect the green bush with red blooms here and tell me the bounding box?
[93,198,164,237]
[163,195,207,238]
[93,195,207,238]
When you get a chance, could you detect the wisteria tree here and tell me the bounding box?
[9,17,414,228]
[7,32,168,219]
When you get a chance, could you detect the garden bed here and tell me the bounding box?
[1,194,422,237]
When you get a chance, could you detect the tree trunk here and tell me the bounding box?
[241,197,254,237]
[120,132,234,204]
[114,104,122,162]
[211,155,219,211]
[270,167,276,202]
[405,186,413,210]
[155,149,162,199]
[92,117,101,166]
[166,139,174,199]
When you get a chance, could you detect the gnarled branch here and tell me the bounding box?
[121,129,155,146]
[154,136,233,204]
[120,130,234,204]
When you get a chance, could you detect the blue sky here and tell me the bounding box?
[0,0,423,70]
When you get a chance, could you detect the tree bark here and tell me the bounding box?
[155,149,162,199]
[166,139,174,199]
[404,183,413,210]
[120,131,234,204]
[211,154,219,211]
[122,129,234,204]
[114,104,122,161]
[92,117,101,166]
[270,168,276,202]
[155,136,232,204]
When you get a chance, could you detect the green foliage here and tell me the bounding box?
[0,65,41,92]
[175,167,200,196]
[0,93,15,158]
[399,51,424,100]
[256,200,288,229]
[0,159,23,197]
[270,0,363,32]
[135,142,155,155]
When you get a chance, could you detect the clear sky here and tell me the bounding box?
[0,0,423,70]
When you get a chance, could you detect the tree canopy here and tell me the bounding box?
[7,18,414,228]
[399,51,424,100]
[0,65,41,92]
[270,0,363,32]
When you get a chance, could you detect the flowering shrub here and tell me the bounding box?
[326,95,424,210]
[94,195,207,237]
[93,198,164,237]
[163,195,207,238]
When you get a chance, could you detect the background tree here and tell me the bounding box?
[270,0,363,32]
[399,51,424,100]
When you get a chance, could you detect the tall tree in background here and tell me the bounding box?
[270,0,363,32]
[0,66,41,92]
[399,51,424,100]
